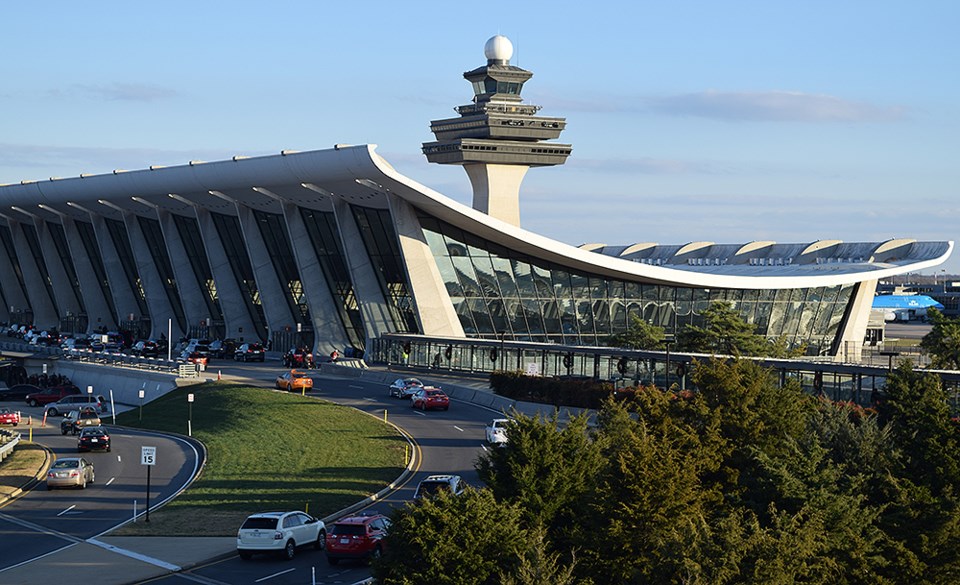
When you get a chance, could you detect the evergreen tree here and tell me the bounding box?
[607,314,665,349]
[373,488,530,585]
[920,307,960,370]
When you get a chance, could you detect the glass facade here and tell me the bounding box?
[252,210,311,326]
[300,207,364,349]
[210,212,268,341]
[75,220,117,325]
[20,224,59,319]
[171,213,223,327]
[0,224,31,314]
[47,221,86,315]
[104,218,149,319]
[137,216,186,332]
[351,206,419,333]
[418,214,854,354]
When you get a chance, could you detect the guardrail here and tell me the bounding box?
[0,429,21,462]
[0,340,189,375]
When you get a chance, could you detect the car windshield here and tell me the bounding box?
[82,429,106,437]
[426,390,445,397]
[52,460,79,469]
[0,408,10,414]
[331,523,365,536]
[404,379,422,386]
[241,517,278,530]
[418,481,451,496]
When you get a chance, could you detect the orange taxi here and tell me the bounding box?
[276,370,313,392]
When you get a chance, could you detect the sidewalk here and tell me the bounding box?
[0,363,566,584]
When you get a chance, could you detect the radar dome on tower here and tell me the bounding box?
[484,35,513,64]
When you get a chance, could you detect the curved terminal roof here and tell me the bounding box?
[0,144,951,290]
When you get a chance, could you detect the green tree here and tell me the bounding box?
[677,301,804,357]
[476,411,600,551]
[607,314,665,349]
[373,488,530,585]
[498,526,582,585]
[920,308,960,370]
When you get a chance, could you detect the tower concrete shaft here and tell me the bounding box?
[422,36,571,227]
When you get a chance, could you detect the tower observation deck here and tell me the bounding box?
[422,35,571,227]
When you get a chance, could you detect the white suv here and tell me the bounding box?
[485,418,511,445]
[237,511,326,560]
[413,474,466,499]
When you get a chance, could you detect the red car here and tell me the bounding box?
[25,385,81,407]
[411,387,450,411]
[325,511,391,565]
[0,407,20,426]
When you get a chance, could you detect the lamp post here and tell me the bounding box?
[664,341,673,390]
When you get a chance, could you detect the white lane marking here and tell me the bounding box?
[453,425,465,433]
[106,477,115,486]
[363,397,376,402]
[413,410,426,417]
[349,385,364,389]
[86,538,181,571]
[117,455,121,462]
[255,567,296,582]
[57,505,76,517]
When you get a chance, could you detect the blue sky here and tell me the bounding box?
[2,1,957,273]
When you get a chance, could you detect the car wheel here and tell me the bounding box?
[287,384,292,392]
[28,399,38,407]
[61,428,68,435]
[81,477,87,489]
[107,447,111,452]
[239,550,252,560]
[282,539,295,560]
[315,529,326,550]
[327,556,339,566]
[47,407,58,417]
[89,471,95,484]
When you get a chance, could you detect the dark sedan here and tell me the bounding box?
[0,384,40,401]
[77,426,111,452]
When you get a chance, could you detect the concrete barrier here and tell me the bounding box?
[53,362,182,408]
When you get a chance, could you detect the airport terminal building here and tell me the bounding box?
[0,37,951,363]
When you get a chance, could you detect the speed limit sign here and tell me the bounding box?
[141,446,157,466]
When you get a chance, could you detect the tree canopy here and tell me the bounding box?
[920,307,960,370]
[607,314,666,349]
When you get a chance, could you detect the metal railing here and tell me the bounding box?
[0,429,20,462]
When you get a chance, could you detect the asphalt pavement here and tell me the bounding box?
[0,361,557,585]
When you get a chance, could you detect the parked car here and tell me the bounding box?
[388,377,423,399]
[130,340,160,358]
[61,337,92,352]
[324,511,391,565]
[236,511,326,560]
[25,385,81,407]
[485,418,511,445]
[77,426,111,452]
[46,394,105,416]
[235,342,265,362]
[0,407,20,426]
[0,384,39,401]
[46,456,95,489]
[410,387,449,411]
[413,474,465,500]
[181,351,209,366]
[209,339,236,359]
[276,370,313,392]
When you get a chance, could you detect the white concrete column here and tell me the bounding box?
[61,217,117,332]
[833,279,878,363]
[388,198,464,337]
[87,214,145,329]
[465,163,529,227]
[33,218,83,321]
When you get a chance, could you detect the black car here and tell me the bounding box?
[0,384,40,401]
[234,342,265,362]
[130,340,160,358]
[77,426,111,452]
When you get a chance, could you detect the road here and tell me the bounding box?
[0,406,200,573]
[152,366,502,585]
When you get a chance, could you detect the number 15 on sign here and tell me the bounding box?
[141,446,156,466]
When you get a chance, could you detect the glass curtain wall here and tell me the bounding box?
[103,218,149,320]
[299,208,365,349]
[171,213,223,328]
[20,224,59,319]
[209,212,268,341]
[47,222,86,315]
[75,220,117,325]
[251,210,311,327]
[351,206,419,333]
[0,224,31,316]
[137,216,186,333]
[418,214,854,353]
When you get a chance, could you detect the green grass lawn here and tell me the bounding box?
[113,381,406,536]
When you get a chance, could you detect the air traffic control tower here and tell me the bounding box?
[422,35,571,227]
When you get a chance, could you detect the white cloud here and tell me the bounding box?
[76,83,178,102]
[649,90,906,122]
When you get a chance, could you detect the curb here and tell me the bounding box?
[0,442,52,508]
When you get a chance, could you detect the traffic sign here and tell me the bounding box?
[141,446,157,466]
